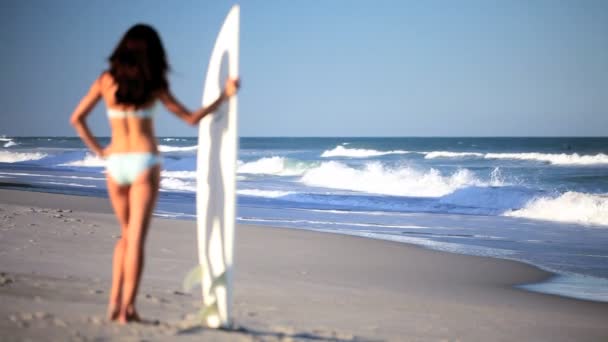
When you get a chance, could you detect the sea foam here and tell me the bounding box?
[60,154,105,167]
[237,189,295,198]
[160,177,196,192]
[321,145,410,158]
[424,151,484,159]
[424,150,608,165]
[485,152,608,165]
[161,170,197,179]
[0,151,47,163]
[158,145,198,152]
[300,161,484,197]
[237,156,314,176]
[505,192,608,226]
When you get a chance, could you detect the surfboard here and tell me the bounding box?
[195,5,239,329]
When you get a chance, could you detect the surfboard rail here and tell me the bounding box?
[194,4,240,329]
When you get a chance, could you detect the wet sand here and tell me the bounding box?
[1,189,607,341]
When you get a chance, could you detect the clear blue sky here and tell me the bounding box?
[1,0,606,137]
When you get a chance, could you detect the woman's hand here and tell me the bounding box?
[222,78,240,99]
[159,77,241,126]
[98,146,111,159]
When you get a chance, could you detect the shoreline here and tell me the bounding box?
[1,185,606,304]
[1,189,608,340]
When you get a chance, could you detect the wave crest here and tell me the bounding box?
[424,150,608,165]
[161,170,196,179]
[60,154,105,167]
[237,157,314,176]
[505,192,608,226]
[300,161,483,197]
[160,177,195,192]
[425,151,483,159]
[0,151,47,163]
[485,152,608,165]
[321,146,409,158]
[237,189,295,198]
[159,145,198,152]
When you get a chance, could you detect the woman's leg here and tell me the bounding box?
[106,176,130,320]
[118,165,160,323]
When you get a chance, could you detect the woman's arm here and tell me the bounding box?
[70,77,104,156]
[158,78,240,126]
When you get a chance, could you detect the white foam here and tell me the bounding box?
[424,151,484,159]
[162,138,188,142]
[158,145,198,152]
[485,152,608,165]
[60,154,105,167]
[160,177,196,192]
[237,189,295,198]
[300,161,483,197]
[423,150,608,165]
[161,170,197,179]
[505,192,608,226]
[0,171,104,181]
[0,151,47,163]
[3,140,17,147]
[39,181,96,188]
[237,156,313,176]
[321,145,409,158]
[238,216,428,229]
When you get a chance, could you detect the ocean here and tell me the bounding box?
[1,136,607,301]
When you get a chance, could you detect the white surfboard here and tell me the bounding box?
[195,5,239,329]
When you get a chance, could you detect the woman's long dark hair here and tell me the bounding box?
[109,24,169,107]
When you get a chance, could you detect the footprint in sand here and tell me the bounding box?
[144,293,170,304]
[0,273,14,286]
[53,318,68,327]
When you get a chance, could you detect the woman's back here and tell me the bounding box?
[100,72,159,154]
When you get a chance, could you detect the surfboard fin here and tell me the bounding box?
[182,265,202,292]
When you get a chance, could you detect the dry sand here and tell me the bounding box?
[0,189,607,341]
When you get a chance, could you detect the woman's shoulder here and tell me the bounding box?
[98,71,114,87]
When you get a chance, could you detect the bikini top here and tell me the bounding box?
[107,102,157,119]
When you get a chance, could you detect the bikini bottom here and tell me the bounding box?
[106,152,162,185]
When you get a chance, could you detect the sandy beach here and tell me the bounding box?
[0,188,607,341]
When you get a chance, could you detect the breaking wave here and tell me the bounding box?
[161,170,196,179]
[424,151,608,166]
[300,161,486,197]
[237,157,315,176]
[59,154,105,167]
[321,146,410,158]
[159,145,198,152]
[160,177,195,192]
[0,151,47,163]
[505,192,608,226]
[237,189,295,198]
[424,151,484,159]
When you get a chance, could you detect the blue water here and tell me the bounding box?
[1,136,608,301]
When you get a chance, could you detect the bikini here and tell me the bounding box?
[105,104,162,185]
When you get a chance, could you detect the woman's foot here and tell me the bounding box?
[117,305,141,324]
[106,302,120,321]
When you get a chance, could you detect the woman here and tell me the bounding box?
[70,24,239,324]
